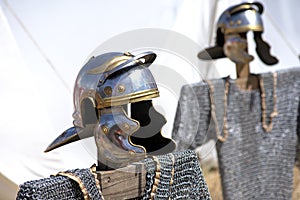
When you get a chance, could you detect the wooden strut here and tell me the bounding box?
[94,155,176,199]
[96,162,147,200]
[235,62,259,91]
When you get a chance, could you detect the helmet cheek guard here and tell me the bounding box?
[254,32,279,65]
[45,51,176,169]
[95,107,146,169]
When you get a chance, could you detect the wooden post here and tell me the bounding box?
[235,62,259,90]
[236,62,250,79]
[233,34,259,90]
[96,163,146,199]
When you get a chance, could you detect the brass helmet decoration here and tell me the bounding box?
[198,2,278,65]
[45,51,176,169]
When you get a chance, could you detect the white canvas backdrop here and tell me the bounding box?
[0,0,299,198]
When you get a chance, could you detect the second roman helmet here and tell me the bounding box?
[198,1,278,65]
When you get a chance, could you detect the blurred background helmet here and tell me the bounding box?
[217,1,263,35]
[198,2,278,65]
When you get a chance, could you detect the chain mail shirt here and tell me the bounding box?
[172,68,300,199]
[17,150,211,199]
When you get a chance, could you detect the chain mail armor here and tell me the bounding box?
[17,150,211,199]
[172,68,300,199]
[16,166,103,200]
[142,150,211,200]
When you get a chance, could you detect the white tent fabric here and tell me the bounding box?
[0,0,299,199]
[0,4,82,198]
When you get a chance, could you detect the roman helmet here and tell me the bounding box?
[198,2,278,65]
[45,51,176,169]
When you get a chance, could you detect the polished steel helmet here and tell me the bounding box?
[45,51,176,169]
[198,2,278,65]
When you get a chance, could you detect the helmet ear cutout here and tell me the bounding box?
[81,98,99,126]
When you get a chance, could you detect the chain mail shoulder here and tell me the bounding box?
[17,166,103,200]
[17,173,83,200]
[142,150,211,200]
[172,67,300,199]
[172,79,225,150]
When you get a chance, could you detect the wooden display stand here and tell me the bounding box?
[235,62,259,90]
[96,163,146,199]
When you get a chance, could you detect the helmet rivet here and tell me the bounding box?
[101,125,109,134]
[236,20,242,25]
[123,123,130,131]
[117,84,126,93]
[128,150,136,157]
[229,20,234,26]
[104,86,112,96]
